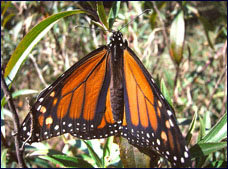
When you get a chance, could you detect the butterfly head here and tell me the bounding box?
[108,31,128,50]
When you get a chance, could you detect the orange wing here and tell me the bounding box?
[20,46,118,143]
[122,47,191,167]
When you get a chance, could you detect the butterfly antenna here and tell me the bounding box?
[119,9,152,31]
[75,25,109,32]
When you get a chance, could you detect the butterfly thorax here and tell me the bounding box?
[108,31,127,122]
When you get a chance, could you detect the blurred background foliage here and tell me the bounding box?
[1,1,227,168]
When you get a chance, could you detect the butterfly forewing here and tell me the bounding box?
[20,47,121,143]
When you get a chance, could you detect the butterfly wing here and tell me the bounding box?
[20,46,119,143]
[122,47,191,167]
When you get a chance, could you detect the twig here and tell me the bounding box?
[152,2,170,75]
[50,28,64,60]
[152,1,170,48]
[29,54,48,88]
[1,72,26,168]
[182,56,213,92]
[1,132,19,163]
[152,2,181,99]
[221,40,227,115]
[207,66,227,109]
[1,132,9,148]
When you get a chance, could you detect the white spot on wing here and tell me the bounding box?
[185,146,188,151]
[54,125,59,130]
[167,110,172,116]
[146,133,150,138]
[37,105,41,111]
[39,98,44,102]
[160,94,164,99]
[184,151,189,158]
[151,78,155,83]
[181,157,185,163]
[169,119,174,127]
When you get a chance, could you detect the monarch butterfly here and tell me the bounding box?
[19,30,191,167]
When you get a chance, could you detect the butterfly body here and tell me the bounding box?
[20,31,191,167]
[109,31,126,122]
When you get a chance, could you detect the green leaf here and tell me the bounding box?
[1,89,38,108]
[169,10,185,65]
[198,16,214,50]
[91,20,108,33]
[1,1,11,17]
[86,1,97,10]
[102,136,113,167]
[149,1,166,30]
[203,110,211,131]
[160,79,172,106]
[30,157,53,168]
[190,142,227,158]
[199,112,227,143]
[1,148,8,168]
[97,2,108,30]
[4,10,86,86]
[211,160,227,168]
[83,140,102,167]
[199,115,206,141]
[41,154,94,168]
[2,13,16,28]
[12,89,38,98]
[186,105,197,145]
[108,1,121,29]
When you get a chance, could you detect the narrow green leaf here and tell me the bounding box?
[86,1,97,10]
[2,13,16,28]
[12,89,38,98]
[1,89,38,108]
[198,16,214,50]
[186,105,197,144]
[1,1,11,17]
[97,2,108,30]
[1,148,8,168]
[160,79,172,106]
[4,10,86,86]
[91,20,108,33]
[169,10,185,65]
[41,154,94,168]
[149,1,166,29]
[102,136,113,167]
[199,112,227,143]
[190,142,227,158]
[204,110,211,131]
[211,160,227,168]
[199,115,206,140]
[30,157,53,168]
[83,140,102,167]
[108,1,121,29]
